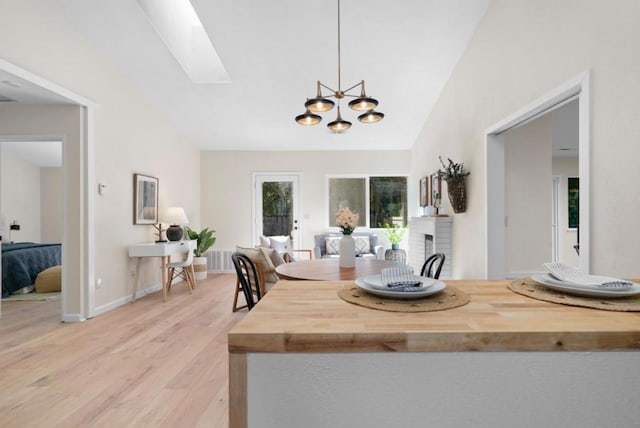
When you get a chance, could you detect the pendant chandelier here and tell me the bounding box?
[295,0,384,133]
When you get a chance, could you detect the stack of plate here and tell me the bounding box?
[531,272,640,298]
[355,273,446,299]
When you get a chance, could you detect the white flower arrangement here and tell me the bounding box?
[336,207,359,235]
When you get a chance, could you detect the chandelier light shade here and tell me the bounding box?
[305,83,335,113]
[295,108,322,126]
[358,110,385,124]
[327,107,352,133]
[348,83,379,111]
[295,0,383,133]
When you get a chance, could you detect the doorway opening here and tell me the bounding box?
[485,71,590,279]
[0,59,95,321]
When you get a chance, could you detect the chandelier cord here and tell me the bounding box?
[337,0,341,94]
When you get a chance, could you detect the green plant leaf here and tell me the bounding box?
[186,227,217,256]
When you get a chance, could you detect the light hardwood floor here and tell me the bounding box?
[0,273,244,428]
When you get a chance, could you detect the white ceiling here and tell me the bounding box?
[46,0,491,151]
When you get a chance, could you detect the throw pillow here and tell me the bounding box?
[35,265,62,293]
[268,235,293,258]
[259,235,271,248]
[325,237,341,255]
[235,246,279,285]
[261,247,285,268]
[354,236,370,256]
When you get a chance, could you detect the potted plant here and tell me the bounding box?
[186,227,216,280]
[384,223,406,250]
[438,156,470,213]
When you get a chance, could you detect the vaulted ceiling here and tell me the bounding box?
[6,0,491,151]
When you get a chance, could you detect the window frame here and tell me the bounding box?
[325,174,408,230]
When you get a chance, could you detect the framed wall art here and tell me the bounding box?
[431,174,442,208]
[133,173,159,224]
[419,177,430,207]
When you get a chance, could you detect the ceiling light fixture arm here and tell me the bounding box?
[316,81,364,99]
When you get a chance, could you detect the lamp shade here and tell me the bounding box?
[163,207,189,242]
[163,207,189,226]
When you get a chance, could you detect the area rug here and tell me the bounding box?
[3,292,61,302]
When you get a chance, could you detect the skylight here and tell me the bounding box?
[136,0,230,83]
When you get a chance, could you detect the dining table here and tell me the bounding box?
[228,278,640,428]
[274,257,403,281]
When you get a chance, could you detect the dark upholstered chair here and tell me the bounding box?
[420,253,445,279]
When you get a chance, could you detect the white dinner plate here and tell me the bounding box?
[355,277,446,300]
[531,274,640,298]
[362,274,437,290]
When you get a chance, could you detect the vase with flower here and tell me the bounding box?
[335,207,359,268]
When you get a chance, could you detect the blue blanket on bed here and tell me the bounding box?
[2,242,61,297]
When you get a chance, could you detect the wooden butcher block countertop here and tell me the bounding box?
[228,280,640,353]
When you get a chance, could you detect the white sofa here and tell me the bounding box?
[313,232,384,260]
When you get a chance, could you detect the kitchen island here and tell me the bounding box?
[228,280,640,428]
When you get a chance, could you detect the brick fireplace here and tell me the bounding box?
[408,216,453,278]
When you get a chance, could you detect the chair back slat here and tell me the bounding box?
[420,253,445,279]
[231,252,262,310]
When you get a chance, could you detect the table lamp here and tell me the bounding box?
[163,207,189,241]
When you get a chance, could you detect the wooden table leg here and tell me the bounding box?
[162,255,168,302]
[132,257,142,302]
[229,353,248,428]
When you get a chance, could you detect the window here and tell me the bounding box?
[568,177,579,229]
[328,176,407,228]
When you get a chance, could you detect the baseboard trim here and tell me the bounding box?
[92,283,162,317]
[62,313,85,323]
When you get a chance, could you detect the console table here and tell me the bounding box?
[128,240,196,301]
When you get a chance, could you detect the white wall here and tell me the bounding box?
[200,150,410,252]
[504,115,552,277]
[41,166,63,243]
[0,0,201,317]
[0,150,41,242]
[410,0,640,278]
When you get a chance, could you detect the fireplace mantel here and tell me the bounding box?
[408,216,452,278]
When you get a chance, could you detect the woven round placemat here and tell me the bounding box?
[337,283,470,312]
[509,278,640,312]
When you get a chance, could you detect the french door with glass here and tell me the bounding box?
[253,173,301,248]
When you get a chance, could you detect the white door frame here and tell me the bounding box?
[485,71,590,278]
[551,175,560,263]
[0,59,95,321]
[252,172,302,248]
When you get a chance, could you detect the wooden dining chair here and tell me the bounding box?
[231,252,263,311]
[420,253,445,279]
